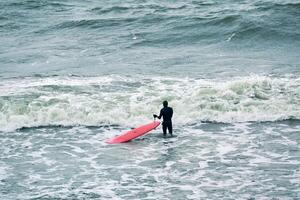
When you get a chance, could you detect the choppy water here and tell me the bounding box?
[1,0,300,199]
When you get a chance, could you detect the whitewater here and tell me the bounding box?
[1,75,300,132]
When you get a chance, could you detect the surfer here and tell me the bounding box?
[153,101,173,137]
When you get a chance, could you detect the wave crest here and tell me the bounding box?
[0,75,299,132]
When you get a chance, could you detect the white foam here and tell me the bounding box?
[216,142,236,156]
[0,75,299,132]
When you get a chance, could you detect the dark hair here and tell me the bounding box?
[163,101,168,107]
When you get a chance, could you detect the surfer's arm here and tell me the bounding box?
[157,109,163,119]
[153,109,163,119]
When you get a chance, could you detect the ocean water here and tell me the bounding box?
[0,0,300,199]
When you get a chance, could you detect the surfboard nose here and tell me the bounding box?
[105,139,114,144]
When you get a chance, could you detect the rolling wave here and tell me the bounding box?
[0,75,299,132]
[5,0,296,45]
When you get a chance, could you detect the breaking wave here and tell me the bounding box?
[0,75,299,132]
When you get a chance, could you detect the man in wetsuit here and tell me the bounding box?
[153,101,173,137]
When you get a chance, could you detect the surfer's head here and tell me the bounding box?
[163,101,168,107]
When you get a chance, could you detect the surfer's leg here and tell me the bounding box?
[168,122,173,136]
[162,124,167,136]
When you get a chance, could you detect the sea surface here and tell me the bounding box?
[0,0,300,199]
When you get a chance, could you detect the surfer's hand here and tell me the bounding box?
[153,114,158,118]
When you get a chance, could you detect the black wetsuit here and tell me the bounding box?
[158,106,173,135]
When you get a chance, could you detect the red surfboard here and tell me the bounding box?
[106,121,161,144]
